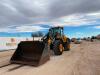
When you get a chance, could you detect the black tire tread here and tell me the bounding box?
[53,40,63,55]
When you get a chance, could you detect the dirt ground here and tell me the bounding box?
[0,41,100,75]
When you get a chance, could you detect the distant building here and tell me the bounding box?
[11,38,16,42]
[96,34,100,39]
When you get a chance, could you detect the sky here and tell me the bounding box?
[0,0,100,38]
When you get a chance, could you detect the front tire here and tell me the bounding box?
[53,40,63,55]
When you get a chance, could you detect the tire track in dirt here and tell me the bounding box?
[72,41,100,75]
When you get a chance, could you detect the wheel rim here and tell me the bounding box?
[59,44,63,52]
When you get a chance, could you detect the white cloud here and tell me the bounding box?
[48,12,100,27]
[0,27,11,32]
[0,11,100,33]
[15,25,48,32]
[0,25,48,32]
[1,2,17,12]
[0,5,100,32]
[94,26,100,29]
[87,12,100,18]
[0,0,100,27]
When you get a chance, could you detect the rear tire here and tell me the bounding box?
[64,38,70,51]
[64,43,70,51]
[53,40,63,55]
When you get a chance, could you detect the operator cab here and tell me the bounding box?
[49,27,64,39]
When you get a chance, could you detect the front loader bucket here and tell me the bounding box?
[10,41,50,66]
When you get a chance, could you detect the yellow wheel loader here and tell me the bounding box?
[10,26,70,66]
